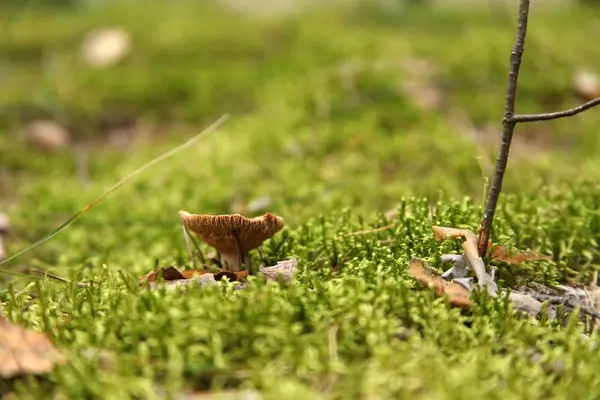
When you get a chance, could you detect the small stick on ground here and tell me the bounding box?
[337,222,397,239]
[477,0,600,257]
[30,269,90,287]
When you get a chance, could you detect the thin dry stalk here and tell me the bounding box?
[337,222,397,239]
[30,269,89,287]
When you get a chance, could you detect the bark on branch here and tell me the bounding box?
[477,0,530,256]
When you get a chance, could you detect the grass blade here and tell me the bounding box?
[0,114,230,268]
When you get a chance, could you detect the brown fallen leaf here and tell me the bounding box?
[0,317,66,378]
[488,243,552,264]
[259,258,298,282]
[435,227,550,265]
[214,270,248,281]
[407,258,472,310]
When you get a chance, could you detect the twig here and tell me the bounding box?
[477,0,530,257]
[30,269,90,287]
[337,222,397,239]
[478,1,600,257]
[512,97,600,123]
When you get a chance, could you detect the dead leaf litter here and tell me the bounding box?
[0,315,66,378]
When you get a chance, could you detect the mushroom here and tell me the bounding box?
[0,212,9,262]
[179,211,284,272]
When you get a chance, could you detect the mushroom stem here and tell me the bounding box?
[221,253,243,272]
[231,230,250,273]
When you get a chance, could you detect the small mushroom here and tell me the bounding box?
[179,211,284,272]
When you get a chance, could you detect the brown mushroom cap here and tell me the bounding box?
[179,211,284,270]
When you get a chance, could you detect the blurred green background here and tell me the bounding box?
[1,0,599,267]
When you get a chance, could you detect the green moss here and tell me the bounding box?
[2,1,600,398]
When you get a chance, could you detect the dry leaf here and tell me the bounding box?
[489,244,552,264]
[407,258,472,310]
[0,318,66,378]
[432,226,498,295]
[214,270,248,281]
[259,258,298,282]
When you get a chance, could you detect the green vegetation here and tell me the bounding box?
[1,1,600,398]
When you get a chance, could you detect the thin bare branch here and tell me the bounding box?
[478,0,530,257]
[512,97,600,123]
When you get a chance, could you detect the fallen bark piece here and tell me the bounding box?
[0,317,66,378]
[407,258,472,310]
[509,292,543,316]
[259,258,298,282]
